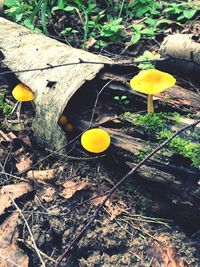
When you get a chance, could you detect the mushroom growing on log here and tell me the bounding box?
[0,18,200,230]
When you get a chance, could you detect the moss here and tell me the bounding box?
[122,112,180,132]
[122,112,200,168]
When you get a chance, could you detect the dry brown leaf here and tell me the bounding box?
[91,192,107,206]
[15,154,32,172]
[60,180,89,199]
[105,200,128,220]
[0,182,34,215]
[38,185,56,203]
[0,130,17,142]
[27,167,63,181]
[148,235,185,267]
[0,212,29,267]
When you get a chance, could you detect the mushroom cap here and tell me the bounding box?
[58,115,68,126]
[81,128,111,153]
[130,69,176,94]
[12,83,34,102]
[65,122,73,132]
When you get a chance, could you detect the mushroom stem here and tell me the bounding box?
[147,94,154,113]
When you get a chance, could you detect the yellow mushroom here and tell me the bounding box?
[81,128,111,153]
[65,122,74,132]
[130,69,176,113]
[58,115,68,126]
[11,83,34,118]
[12,83,34,102]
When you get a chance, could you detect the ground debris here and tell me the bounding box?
[59,179,90,199]
[0,182,34,215]
[0,212,29,267]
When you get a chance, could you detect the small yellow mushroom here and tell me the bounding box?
[58,115,68,126]
[11,83,34,118]
[12,83,34,102]
[65,122,74,132]
[81,128,111,153]
[130,69,176,113]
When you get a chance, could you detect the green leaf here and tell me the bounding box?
[114,96,120,100]
[63,6,74,12]
[23,19,34,30]
[183,9,197,19]
[4,0,20,7]
[131,32,141,44]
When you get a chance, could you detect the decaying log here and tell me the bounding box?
[107,121,200,230]
[74,112,200,230]
[160,34,200,80]
[0,17,108,150]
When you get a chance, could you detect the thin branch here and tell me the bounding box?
[55,118,200,267]
[10,197,46,267]
[0,58,168,76]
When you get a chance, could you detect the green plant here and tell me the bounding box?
[114,95,129,105]
[0,93,13,115]
[135,50,160,70]
[3,0,199,49]
[163,2,199,21]
[100,18,125,42]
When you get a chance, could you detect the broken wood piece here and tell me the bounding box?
[160,34,200,80]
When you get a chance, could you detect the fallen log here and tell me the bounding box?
[0,17,108,150]
[73,107,200,231]
[159,34,200,81]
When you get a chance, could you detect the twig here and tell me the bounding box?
[0,171,28,182]
[55,118,200,267]
[0,255,21,267]
[0,58,168,76]
[17,238,57,264]
[10,197,46,267]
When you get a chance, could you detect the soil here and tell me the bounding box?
[18,159,200,267]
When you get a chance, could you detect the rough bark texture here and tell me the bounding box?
[160,34,200,80]
[0,18,108,150]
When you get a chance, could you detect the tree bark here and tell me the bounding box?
[0,17,108,150]
[159,34,200,81]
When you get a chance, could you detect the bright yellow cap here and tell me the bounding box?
[58,115,68,126]
[12,84,34,102]
[81,128,110,153]
[130,69,176,94]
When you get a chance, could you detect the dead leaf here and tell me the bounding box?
[0,130,17,142]
[15,154,32,172]
[38,185,56,202]
[91,192,107,206]
[85,37,96,49]
[0,182,34,215]
[105,200,128,220]
[0,212,29,267]
[27,167,63,181]
[148,235,185,267]
[60,180,89,199]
